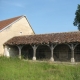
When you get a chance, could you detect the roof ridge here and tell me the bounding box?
[56,31,80,34]
[0,15,23,21]
[4,30,80,46]
[33,31,80,35]
[0,15,24,31]
[12,31,80,38]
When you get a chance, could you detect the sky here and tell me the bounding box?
[0,0,80,34]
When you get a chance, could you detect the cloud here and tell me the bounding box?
[13,3,24,8]
[2,1,25,8]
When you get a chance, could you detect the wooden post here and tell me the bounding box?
[71,44,75,63]
[49,44,57,62]
[17,46,23,59]
[50,44,54,61]
[32,45,37,60]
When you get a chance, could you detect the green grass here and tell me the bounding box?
[0,57,80,80]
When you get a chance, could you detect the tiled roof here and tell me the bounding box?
[0,16,22,30]
[4,31,80,46]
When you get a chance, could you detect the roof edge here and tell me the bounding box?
[23,15,35,34]
[0,15,25,32]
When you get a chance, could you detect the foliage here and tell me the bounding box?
[73,4,80,30]
[0,57,80,80]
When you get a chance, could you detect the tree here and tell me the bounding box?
[73,4,80,30]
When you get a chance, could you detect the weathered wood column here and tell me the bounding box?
[71,44,75,62]
[68,43,79,63]
[49,44,57,62]
[50,44,54,61]
[32,45,37,60]
[17,46,23,59]
[68,44,75,62]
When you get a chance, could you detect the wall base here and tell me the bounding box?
[33,57,36,60]
[71,58,75,63]
[50,57,54,61]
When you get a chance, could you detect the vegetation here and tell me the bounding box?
[73,4,80,30]
[0,57,80,80]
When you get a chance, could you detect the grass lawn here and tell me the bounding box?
[0,57,80,80]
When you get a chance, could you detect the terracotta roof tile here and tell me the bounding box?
[4,31,80,45]
[0,16,22,30]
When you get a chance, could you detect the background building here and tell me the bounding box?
[0,15,35,55]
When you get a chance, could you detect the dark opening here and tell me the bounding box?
[9,45,19,57]
[54,44,71,61]
[74,44,80,62]
[22,45,33,59]
[36,45,51,61]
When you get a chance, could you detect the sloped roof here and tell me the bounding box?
[4,31,80,46]
[0,16,22,30]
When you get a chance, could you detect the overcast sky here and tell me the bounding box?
[0,0,80,34]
